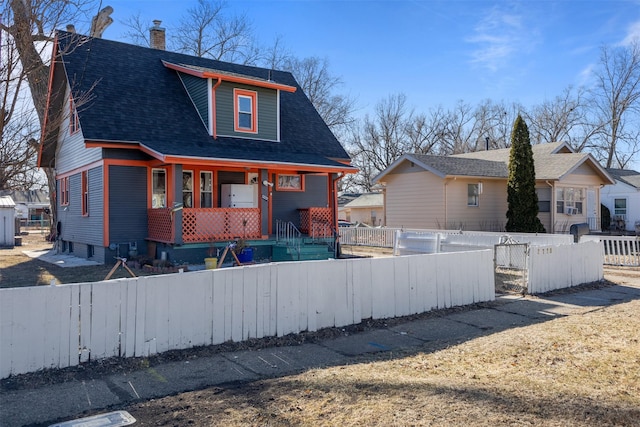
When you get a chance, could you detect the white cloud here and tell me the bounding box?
[466,6,537,72]
[620,20,640,46]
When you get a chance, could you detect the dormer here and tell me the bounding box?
[162,61,296,142]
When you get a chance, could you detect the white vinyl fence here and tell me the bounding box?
[528,241,603,293]
[0,250,495,379]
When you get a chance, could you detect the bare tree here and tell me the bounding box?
[2,0,101,237]
[589,41,640,168]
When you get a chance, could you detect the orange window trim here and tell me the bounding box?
[81,170,88,216]
[233,88,258,134]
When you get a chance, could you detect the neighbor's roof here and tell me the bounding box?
[606,168,640,189]
[0,190,50,207]
[374,142,614,184]
[0,196,16,208]
[41,31,353,172]
[344,192,384,208]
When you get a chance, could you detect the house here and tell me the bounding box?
[0,190,50,227]
[373,142,614,233]
[601,168,640,232]
[39,30,354,264]
[342,192,384,226]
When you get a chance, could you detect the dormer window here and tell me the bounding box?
[234,89,257,133]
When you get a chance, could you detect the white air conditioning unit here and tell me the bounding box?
[565,207,577,215]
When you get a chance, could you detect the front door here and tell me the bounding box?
[587,189,597,230]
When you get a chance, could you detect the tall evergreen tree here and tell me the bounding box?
[506,115,546,232]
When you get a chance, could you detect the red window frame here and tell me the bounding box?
[276,173,304,192]
[81,171,88,216]
[60,177,70,206]
[69,95,80,135]
[233,88,257,133]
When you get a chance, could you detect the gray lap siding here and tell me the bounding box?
[272,175,329,228]
[108,165,148,261]
[57,166,104,259]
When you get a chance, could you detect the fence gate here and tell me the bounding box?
[494,241,529,294]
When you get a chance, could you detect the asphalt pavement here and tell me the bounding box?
[2,281,639,427]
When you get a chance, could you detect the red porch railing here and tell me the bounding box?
[148,208,261,244]
[299,207,333,237]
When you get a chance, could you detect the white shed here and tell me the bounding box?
[0,196,16,247]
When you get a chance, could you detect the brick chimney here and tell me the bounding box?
[150,20,165,50]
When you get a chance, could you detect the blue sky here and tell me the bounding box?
[100,0,640,117]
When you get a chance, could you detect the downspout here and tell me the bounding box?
[211,77,222,139]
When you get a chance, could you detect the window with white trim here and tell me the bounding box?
[234,89,257,133]
[467,184,479,206]
[182,171,193,208]
[152,169,166,208]
[556,187,584,215]
[614,198,627,217]
[200,171,213,208]
[69,95,80,134]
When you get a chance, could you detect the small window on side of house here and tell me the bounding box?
[69,95,80,134]
[536,187,551,213]
[277,174,304,191]
[81,171,88,216]
[467,183,479,207]
[182,171,193,208]
[614,198,627,217]
[200,171,213,208]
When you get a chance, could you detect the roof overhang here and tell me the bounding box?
[85,139,355,174]
[162,61,297,93]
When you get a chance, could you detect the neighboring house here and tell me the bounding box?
[0,190,50,225]
[601,168,640,232]
[373,142,614,233]
[39,30,354,263]
[337,192,361,221]
[342,192,384,226]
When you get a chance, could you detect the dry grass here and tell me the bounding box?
[127,298,640,426]
[0,232,157,287]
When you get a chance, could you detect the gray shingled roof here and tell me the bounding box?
[607,168,640,189]
[344,193,384,208]
[411,154,507,178]
[42,32,352,170]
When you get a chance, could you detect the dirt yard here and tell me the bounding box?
[3,234,640,426]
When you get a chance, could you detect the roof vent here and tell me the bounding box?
[150,20,166,50]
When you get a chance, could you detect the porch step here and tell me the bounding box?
[272,242,333,262]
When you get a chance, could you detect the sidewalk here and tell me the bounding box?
[2,281,639,427]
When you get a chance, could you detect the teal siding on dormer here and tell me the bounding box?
[179,73,209,129]
[216,81,278,141]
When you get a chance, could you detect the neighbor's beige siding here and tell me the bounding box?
[445,178,507,231]
[348,207,384,226]
[384,168,444,229]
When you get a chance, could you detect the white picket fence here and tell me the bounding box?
[0,250,495,379]
[580,235,640,266]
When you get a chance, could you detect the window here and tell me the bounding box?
[182,171,193,208]
[277,174,303,191]
[614,198,627,217]
[556,187,584,214]
[81,171,88,216]
[467,184,479,207]
[152,169,166,208]
[536,187,551,213]
[60,177,70,206]
[234,89,257,133]
[200,171,213,208]
[69,95,80,134]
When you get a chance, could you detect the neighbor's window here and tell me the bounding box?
[614,198,627,217]
[234,89,257,133]
[152,169,166,208]
[69,95,80,134]
[81,171,88,216]
[277,174,303,191]
[182,171,193,208]
[556,187,584,214]
[536,187,551,213]
[467,183,479,207]
[200,171,213,208]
